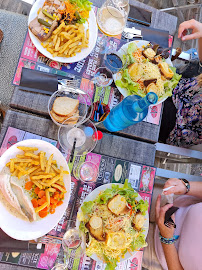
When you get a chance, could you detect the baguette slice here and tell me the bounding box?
[132,213,145,231]
[107,194,130,216]
[86,219,106,242]
[52,97,79,117]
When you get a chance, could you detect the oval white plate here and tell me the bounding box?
[0,139,71,241]
[113,40,173,105]
[28,0,98,63]
[77,183,149,263]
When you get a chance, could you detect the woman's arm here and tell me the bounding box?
[155,195,183,270]
[163,179,202,199]
[178,19,202,62]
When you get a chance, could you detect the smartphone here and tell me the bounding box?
[127,5,152,26]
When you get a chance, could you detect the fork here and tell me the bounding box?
[58,79,80,88]
[36,235,63,245]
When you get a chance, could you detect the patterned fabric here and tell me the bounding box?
[167,77,202,148]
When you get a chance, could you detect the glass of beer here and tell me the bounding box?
[97,0,129,37]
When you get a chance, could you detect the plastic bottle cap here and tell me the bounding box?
[93,131,103,141]
[84,127,94,137]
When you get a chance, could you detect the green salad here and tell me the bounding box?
[78,180,149,270]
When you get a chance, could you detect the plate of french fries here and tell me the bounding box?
[0,139,71,240]
[28,0,98,63]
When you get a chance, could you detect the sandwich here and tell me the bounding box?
[0,173,36,222]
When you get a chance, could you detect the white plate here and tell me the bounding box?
[113,40,173,105]
[0,139,71,241]
[28,0,98,63]
[77,183,149,263]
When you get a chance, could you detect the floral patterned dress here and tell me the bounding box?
[166,77,202,148]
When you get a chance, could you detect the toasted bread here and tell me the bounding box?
[106,232,127,249]
[50,109,79,124]
[107,194,130,216]
[50,110,67,123]
[86,217,106,242]
[132,213,145,231]
[52,97,79,117]
[158,62,174,79]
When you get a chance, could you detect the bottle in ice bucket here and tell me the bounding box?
[103,92,158,132]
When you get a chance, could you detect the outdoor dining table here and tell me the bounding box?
[0,1,178,270]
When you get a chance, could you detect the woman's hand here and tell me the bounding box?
[178,19,202,41]
[155,195,175,239]
[163,178,186,195]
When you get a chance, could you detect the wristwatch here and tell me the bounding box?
[180,178,190,194]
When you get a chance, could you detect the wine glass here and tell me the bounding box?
[73,161,99,183]
[97,0,130,37]
[104,47,128,74]
[50,220,83,270]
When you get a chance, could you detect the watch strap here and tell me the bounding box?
[180,178,190,194]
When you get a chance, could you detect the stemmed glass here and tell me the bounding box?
[50,220,84,270]
[73,160,99,183]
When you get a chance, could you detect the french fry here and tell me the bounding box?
[32,180,43,189]
[40,151,45,171]
[51,164,60,174]
[31,174,54,180]
[53,21,65,35]
[14,164,27,174]
[17,146,38,151]
[35,202,49,213]
[56,181,65,186]
[47,175,60,186]
[10,160,15,173]
[45,154,53,173]
[45,189,50,206]
[24,152,40,159]
[25,166,40,175]
[48,188,56,192]
[52,183,66,193]
[12,158,33,163]
[11,169,18,177]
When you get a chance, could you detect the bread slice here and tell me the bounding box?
[52,97,79,117]
[50,110,67,123]
[86,219,106,242]
[107,194,130,216]
[132,213,145,231]
[50,109,79,124]
[106,232,127,249]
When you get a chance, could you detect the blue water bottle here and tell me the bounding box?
[103,92,158,132]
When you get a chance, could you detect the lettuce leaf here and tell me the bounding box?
[115,69,144,96]
[81,201,94,214]
[70,0,92,11]
[79,221,88,233]
[127,42,138,64]
[95,187,116,204]
[104,255,117,270]
[136,199,149,215]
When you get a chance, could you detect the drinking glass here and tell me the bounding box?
[58,116,98,159]
[104,47,127,73]
[73,161,99,183]
[97,0,130,37]
[91,67,113,88]
[50,220,83,270]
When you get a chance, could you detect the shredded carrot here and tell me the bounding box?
[50,208,55,214]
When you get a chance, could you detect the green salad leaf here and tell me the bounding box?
[116,69,144,96]
[81,201,94,214]
[134,232,147,250]
[70,0,92,11]
[104,255,117,270]
[127,42,138,64]
[79,221,88,233]
[136,199,149,215]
